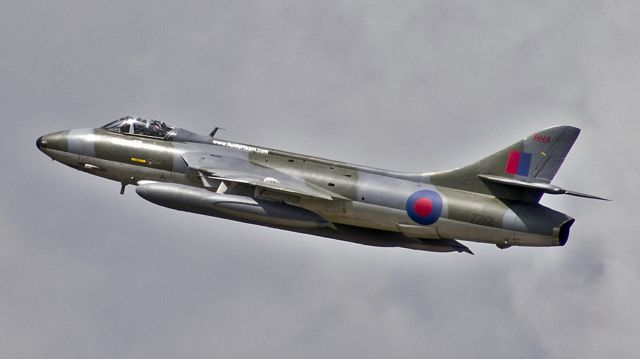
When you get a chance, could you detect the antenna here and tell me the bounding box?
[209,126,226,138]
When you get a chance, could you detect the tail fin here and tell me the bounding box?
[428,126,582,202]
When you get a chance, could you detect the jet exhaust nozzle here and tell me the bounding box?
[558,218,575,246]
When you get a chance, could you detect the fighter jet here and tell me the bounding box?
[36,116,607,254]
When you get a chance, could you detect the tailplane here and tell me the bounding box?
[428,126,607,202]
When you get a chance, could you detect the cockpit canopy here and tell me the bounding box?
[101,116,176,138]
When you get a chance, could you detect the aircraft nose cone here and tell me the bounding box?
[36,135,45,151]
[35,130,69,154]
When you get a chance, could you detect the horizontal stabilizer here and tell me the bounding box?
[478,174,610,201]
[563,190,611,201]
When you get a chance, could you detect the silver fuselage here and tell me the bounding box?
[37,127,574,253]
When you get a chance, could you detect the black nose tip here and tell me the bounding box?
[36,136,48,151]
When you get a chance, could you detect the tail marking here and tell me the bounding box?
[506,150,533,176]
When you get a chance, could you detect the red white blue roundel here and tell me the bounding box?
[406,190,443,225]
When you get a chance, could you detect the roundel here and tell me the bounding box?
[406,190,443,225]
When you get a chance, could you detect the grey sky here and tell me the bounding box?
[1,1,638,358]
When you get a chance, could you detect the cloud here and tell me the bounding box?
[1,1,638,358]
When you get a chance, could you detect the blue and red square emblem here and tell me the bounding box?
[505,150,532,176]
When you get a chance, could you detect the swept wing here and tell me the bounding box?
[181,152,346,201]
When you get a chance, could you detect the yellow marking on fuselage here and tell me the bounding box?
[130,157,147,164]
